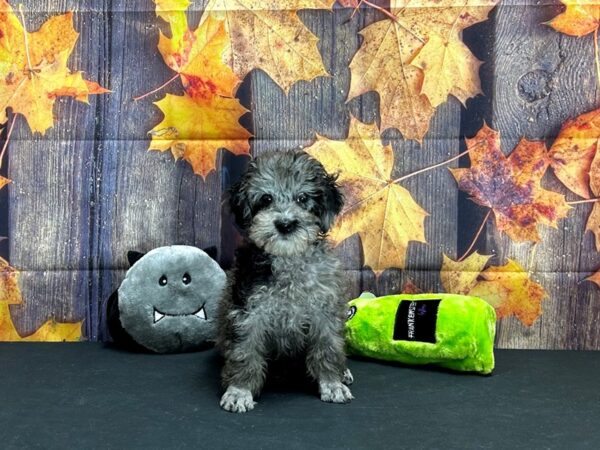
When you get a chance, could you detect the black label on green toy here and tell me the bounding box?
[393,299,441,343]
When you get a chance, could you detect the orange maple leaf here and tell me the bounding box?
[305,116,428,271]
[348,0,497,142]
[149,92,251,178]
[157,6,240,98]
[548,0,600,37]
[0,175,9,190]
[547,108,600,250]
[451,124,571,242]
[0,257,82,341]
[0,0,108,134]
[585,124,600,251]
[441,253,547,327]
[548,108,600,199]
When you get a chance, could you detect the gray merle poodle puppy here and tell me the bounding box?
[216,151,354,413]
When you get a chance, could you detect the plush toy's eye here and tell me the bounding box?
[182,273,191,285]
[347,306,357,320]
[159,275,168,286]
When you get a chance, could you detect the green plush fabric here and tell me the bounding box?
[345,293,496,374]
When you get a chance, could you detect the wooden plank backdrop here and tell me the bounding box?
[0,0,598,348]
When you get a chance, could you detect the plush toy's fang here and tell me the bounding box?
[194,307,207,320]
[154,310,166,323]
[152,306,207,324]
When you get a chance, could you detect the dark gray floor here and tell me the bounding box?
[0,343,599,449]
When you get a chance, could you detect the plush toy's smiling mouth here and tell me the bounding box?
[153,305,207,324]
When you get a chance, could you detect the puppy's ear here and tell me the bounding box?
[319,172,344,233]
[229,177,252,229]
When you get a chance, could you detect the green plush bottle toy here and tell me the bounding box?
[345,293,496,374]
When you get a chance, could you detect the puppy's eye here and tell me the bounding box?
[159,275,168,286]
[296,193,308,204]
[259,194,273,207]
[182,273,191,285]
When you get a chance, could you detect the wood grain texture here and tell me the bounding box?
[7,0,105,338]
[488,0,600,349]
[3,0,597,348]
[247,5,461,298]
[6,0,225,340]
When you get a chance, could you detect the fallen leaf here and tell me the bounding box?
[412,32,483,108]
[305,116,428,271]
[401,279,423,294]
[451,124,571,242]
[149,92,251,178]
[0,175,10,190]
[348,0,497,141]
[548,108,600,199]
[469,259,547,327]
[198,0,335,93]
[157,9,240,98]
[587,269,600,287]
[440,252,491,295]
[548,0,600,37]
[0,257,82,341]
[0,1,108,134]
[586,142,600,250]
[0,257,20,305]
[0,303,83,341]
[441,253,547,326]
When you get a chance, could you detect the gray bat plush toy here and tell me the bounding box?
[107,245,225,353]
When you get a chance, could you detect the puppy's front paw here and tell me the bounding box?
[319,381,353,404]
[220,386,256,413]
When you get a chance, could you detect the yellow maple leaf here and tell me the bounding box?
[305,116,428,271]
[0,175,9,190]
[348,0,497,141]
[155,0,191,43]
[412,32,483,108]
[157,6,240,97]
[440,252,491,295]
[548,0,600,37]
[149,92,251,178]
[0,1,108,134]
[441,253,547,327]
[0,257,82,341]
[198,0,335,93]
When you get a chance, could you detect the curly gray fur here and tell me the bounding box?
[216,151,353,413]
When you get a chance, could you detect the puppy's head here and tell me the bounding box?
[229,151,343,257]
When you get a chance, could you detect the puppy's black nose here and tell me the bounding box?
[275,219,299,234]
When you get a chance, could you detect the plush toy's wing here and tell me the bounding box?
[106,290,148,353]
[127,251,146,267]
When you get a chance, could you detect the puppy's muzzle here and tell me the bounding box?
[274,218,299,235]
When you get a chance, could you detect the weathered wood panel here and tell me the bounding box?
[489,0,600,349]
[2,0,598,348]
[248,5,461,300]
[98,1,225,338]
[8,1,106,337]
